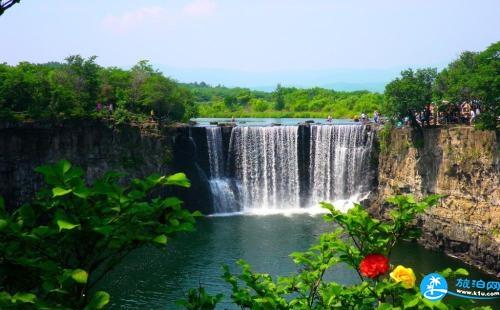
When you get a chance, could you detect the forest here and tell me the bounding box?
[0,42,498,129]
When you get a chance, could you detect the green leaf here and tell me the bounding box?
[0,291,12,302]
[0,219,8,231]
[11,292,36,304]
[163,197,184,207]
[439,268,452,278]
[59,159,72,174]
[73,186,90,199]
[18,204,35,226]
[52,187,72,197]
[166,173,191,188]
[71,269,88,284]
[454,268,469,276]
[56,219,80,231]
[402,293,420,308]
[84,291,110,310]
[192,210,203,217]
[377,303,395,310]
[54,210,80,231]
[153,234,168,245]
[170,218,180,227]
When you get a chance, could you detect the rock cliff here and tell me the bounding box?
[0,120,212,214]
[372,126,499,276]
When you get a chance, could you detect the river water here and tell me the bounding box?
[97,215,495,309]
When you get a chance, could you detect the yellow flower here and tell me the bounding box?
[390,265,416,289]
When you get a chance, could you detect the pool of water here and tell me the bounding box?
[97,215,496,309]
[192,117,357,126]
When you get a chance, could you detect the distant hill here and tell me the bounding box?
[157,66,401,93]
[251,82,386,93]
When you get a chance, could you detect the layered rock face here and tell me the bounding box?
[373,127,499,276]
[0,120,212,214]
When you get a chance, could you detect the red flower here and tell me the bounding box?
[359,253,389,278]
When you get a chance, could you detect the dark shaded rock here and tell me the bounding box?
[172,131,213,214]
[0,120,213,214]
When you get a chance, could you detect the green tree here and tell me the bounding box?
[384,68,437,128]
[249,98,269,112]
[0,62,51,116]
[434,42,499,130]
[0,160,200,309]
[274,84,286,110]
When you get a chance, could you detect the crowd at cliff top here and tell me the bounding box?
[403,100,482,127]
[351,101,484,128]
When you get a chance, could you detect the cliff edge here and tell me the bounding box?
[373,126,499,276]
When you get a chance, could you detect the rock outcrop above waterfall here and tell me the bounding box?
[372,127,499,276]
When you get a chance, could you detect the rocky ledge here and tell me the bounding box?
[371,126,499,276]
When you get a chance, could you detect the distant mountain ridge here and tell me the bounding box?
[250,82,387,93]
[156,65,405,92]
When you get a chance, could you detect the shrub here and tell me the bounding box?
[0,160,200,309]
[182,195,487,309]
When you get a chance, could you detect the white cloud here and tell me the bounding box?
[183,0,217,17]
[101,1,217,34]
[101,6,169,33]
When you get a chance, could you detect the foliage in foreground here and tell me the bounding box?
[181,195,489,309]
[0,160,200,309]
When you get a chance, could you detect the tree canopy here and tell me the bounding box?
[433,42,499,130]
[188,82,383,119]
[0,56,196,123]
[383,68,437,127]
[384,41,499,130]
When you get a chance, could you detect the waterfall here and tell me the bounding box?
[206,126,225,178]
[229,126,300,210]
[309,125,374,206]
[206,127,239,214]
[203,124,374,214]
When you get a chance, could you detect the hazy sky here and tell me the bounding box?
[2,0,499,88]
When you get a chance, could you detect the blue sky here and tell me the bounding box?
[2,0,499,90]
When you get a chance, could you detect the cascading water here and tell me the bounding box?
[206,127,239,213]
[309,125,374,208]
[203,124,374,214]
[229,126,301,210]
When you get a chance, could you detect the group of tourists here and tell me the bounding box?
[398,101,481,128]
[351,111,383,125]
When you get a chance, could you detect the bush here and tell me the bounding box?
[0,160,200,309]
[182,195,487,309]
